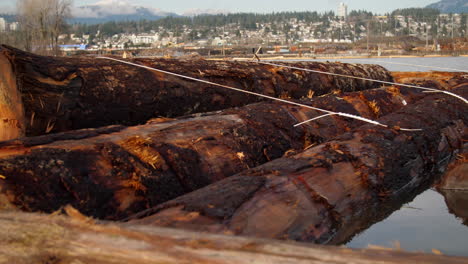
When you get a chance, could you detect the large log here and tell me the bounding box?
[0,45,392,140]
[1,211,466,264]
[127,86,467,244]
[0,86,427,220]
[436,145,468,190]
[391,71,468,91]
[438,189,468,226]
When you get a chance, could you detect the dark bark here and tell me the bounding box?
[127,86,468,244]
[2,211,466,264]
[0,44,392,140]
[0,86,427,220]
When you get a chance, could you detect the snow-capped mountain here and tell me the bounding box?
[71,0,178,24]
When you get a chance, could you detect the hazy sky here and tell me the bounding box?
[0,0,438,14]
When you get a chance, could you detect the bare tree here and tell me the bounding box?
[17,0,72,55]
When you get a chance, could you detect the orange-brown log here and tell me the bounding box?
[0,86,427,220]
[127,86,467,244]
[392,71,468,90]
[0,44,392,140]
[2,211,467,264]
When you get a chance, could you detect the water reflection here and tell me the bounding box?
[439,190,468,227]
[297,57,468,72]
[346,189,468,257]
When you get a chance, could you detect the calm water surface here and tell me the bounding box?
[301,56,468,72]
[295,57,468,256]
[346,190,468,256]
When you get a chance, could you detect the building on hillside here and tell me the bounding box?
[338,3,348,19]
[0,17,6,32]
[9,22,19,31]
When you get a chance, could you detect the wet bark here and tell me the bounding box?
[2,211,466,264]
[0,86,427,220]
[127,86,467,244]
[0,45,392,140]
[436,144,468,191]
[438,189,468,226]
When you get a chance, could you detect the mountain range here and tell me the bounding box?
[2,0,466,25]
[70,0,229,24]
[426,0,468,14]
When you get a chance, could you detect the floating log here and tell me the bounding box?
[436,145,468,191]
[0,45,392,140]
[391,71,468,90]
[0,211,466,264]
[436,143,468,226]
[127,86,467,244]
[0,86,428,220]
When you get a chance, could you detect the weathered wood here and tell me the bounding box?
[0,45,392,140]
[0,49,24,140]
[127,86,467,244]
[0,211,466,264]
[0,86,427,220]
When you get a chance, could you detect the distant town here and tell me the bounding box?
[1,3,467,57]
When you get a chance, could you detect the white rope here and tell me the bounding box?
[254,61,468,105]
[96,56,423,132]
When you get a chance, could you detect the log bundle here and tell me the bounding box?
[127,86,467,244]
[2,211,466,264]
[0,86,428,220]
[0,45,392,140]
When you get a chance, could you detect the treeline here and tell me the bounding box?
[68,8,451,39]
[392,8,440,20]
[70,11,336,37]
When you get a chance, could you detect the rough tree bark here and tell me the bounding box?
[0,86,428,220]
[127,86,467,244]
[0,45,392,140]
[391,71,468,91]
[2,211,466,264]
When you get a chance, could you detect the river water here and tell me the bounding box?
[298,56,468,256]
[304,56,468,72]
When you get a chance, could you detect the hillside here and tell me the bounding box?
[426,0,468,13]
[70,0,178,24]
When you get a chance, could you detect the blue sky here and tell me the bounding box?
[1,0,437,14]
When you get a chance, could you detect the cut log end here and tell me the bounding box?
[0,50,25,141]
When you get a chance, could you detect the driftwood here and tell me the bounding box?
[0,86,428,220]
[0,45,392,140]
[0,211,467,264]
[127,86,467,244]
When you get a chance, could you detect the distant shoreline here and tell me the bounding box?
[208,54,467,61]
